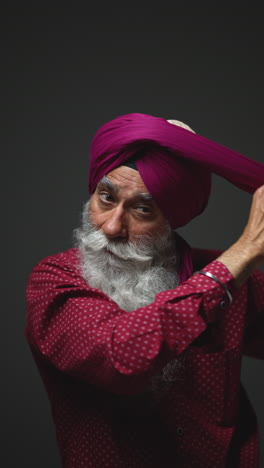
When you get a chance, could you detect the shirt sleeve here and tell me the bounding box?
[25,252,235,394]
[243,269,264,359]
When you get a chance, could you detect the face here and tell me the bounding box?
[89,165,169,243]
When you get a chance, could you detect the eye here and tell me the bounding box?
[136,205,152,214]
[99,192,113,203]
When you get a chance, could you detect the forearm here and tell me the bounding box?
[216,240,261,289]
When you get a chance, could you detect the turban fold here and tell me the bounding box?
[89,113,264,229]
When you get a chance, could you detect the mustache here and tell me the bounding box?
[82,222,158,262]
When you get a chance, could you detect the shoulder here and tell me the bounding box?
[30,247,80,270]
[26,248,86,290]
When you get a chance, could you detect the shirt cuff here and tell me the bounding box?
[190,260,235,322]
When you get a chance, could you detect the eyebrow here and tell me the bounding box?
[136,192,153,202]
[97,176,153,202]
[97,176,119,193]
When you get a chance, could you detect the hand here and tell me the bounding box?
[237,184,264,268]
[216,185,264,287]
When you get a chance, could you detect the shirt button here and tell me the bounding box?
[176,426,184,436]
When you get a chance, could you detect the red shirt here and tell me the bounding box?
[25,247,264,467]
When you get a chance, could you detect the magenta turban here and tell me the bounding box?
[89,113,264,229]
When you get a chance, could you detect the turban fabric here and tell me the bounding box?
[89,113,264,228]
[88,113,264,282]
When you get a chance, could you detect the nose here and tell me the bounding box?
[101,206,128,240]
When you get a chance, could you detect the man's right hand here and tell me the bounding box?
[216,184,264,288]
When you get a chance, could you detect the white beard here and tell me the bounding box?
[74,201,179,312]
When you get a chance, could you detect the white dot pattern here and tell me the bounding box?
[25,248,263,467]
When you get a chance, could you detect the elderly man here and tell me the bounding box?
[26,113,264,468]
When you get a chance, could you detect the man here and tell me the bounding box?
[26,113,264,467]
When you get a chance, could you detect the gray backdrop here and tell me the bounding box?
[3,6,264,467]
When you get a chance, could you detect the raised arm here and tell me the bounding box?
[25,185,264,393]
[216,185,264,358]
[25,252,235,395]
[216,185,264,286]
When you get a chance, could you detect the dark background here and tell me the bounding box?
[3,6,264,467]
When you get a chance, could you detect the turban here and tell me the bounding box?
[89,113,264,228]
[88,113,264,281]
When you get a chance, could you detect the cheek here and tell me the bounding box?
[130,218,168,238]
[88,197,103,226]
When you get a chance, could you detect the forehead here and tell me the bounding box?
[102,166,149,194]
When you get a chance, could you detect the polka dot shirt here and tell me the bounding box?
[25,248,264,467]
